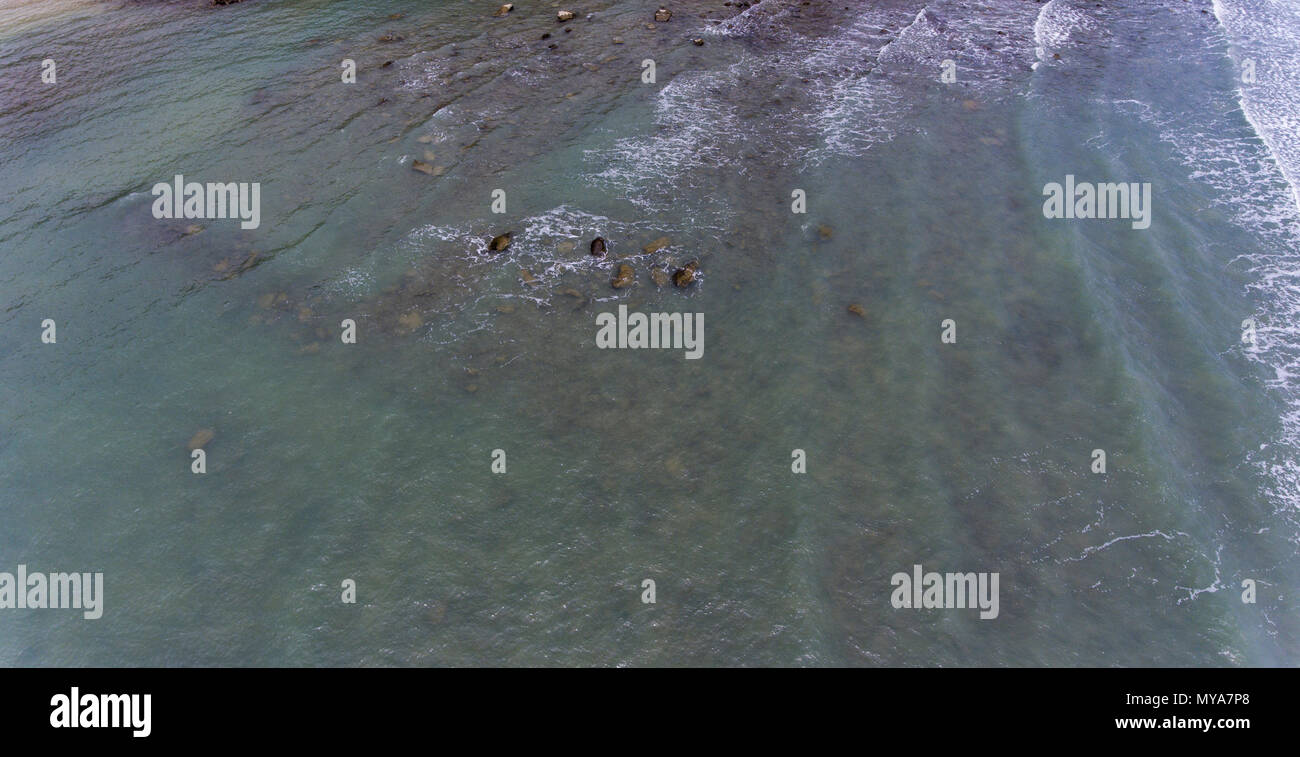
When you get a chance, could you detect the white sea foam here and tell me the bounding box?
[585,65,746,213]
[1209,0,1300,528]
[1119,0,1300,528]
[1213,0,1300,215]
[799,2,1039,165]
[1032,0,1092,68]
[877,8,950,66]
[703,0,795,39]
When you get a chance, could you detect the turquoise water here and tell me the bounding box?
[0,0,1296,665]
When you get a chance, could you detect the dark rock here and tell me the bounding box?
[488,232,513,252]
[672,261,698,287]
[590,236,607,257]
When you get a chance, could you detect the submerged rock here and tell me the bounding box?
[611,263,635,289]
[258,292,290,310]
[411,159,437,175]
[847,303,866,317]
[672,261,698,287]
[187,429,215,451]
[818,224,833,239]
[650,268,669,287]
[559,287,587,308]
[654,7,672,22]
[488,232,513,252]
[590,236,607,257]
[643,236,671,254]
[214,251,260,281]
[397,310,423,332]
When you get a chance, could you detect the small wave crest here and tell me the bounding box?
[1032,0,1093,67]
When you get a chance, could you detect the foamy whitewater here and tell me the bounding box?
[0,0,1296,666]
